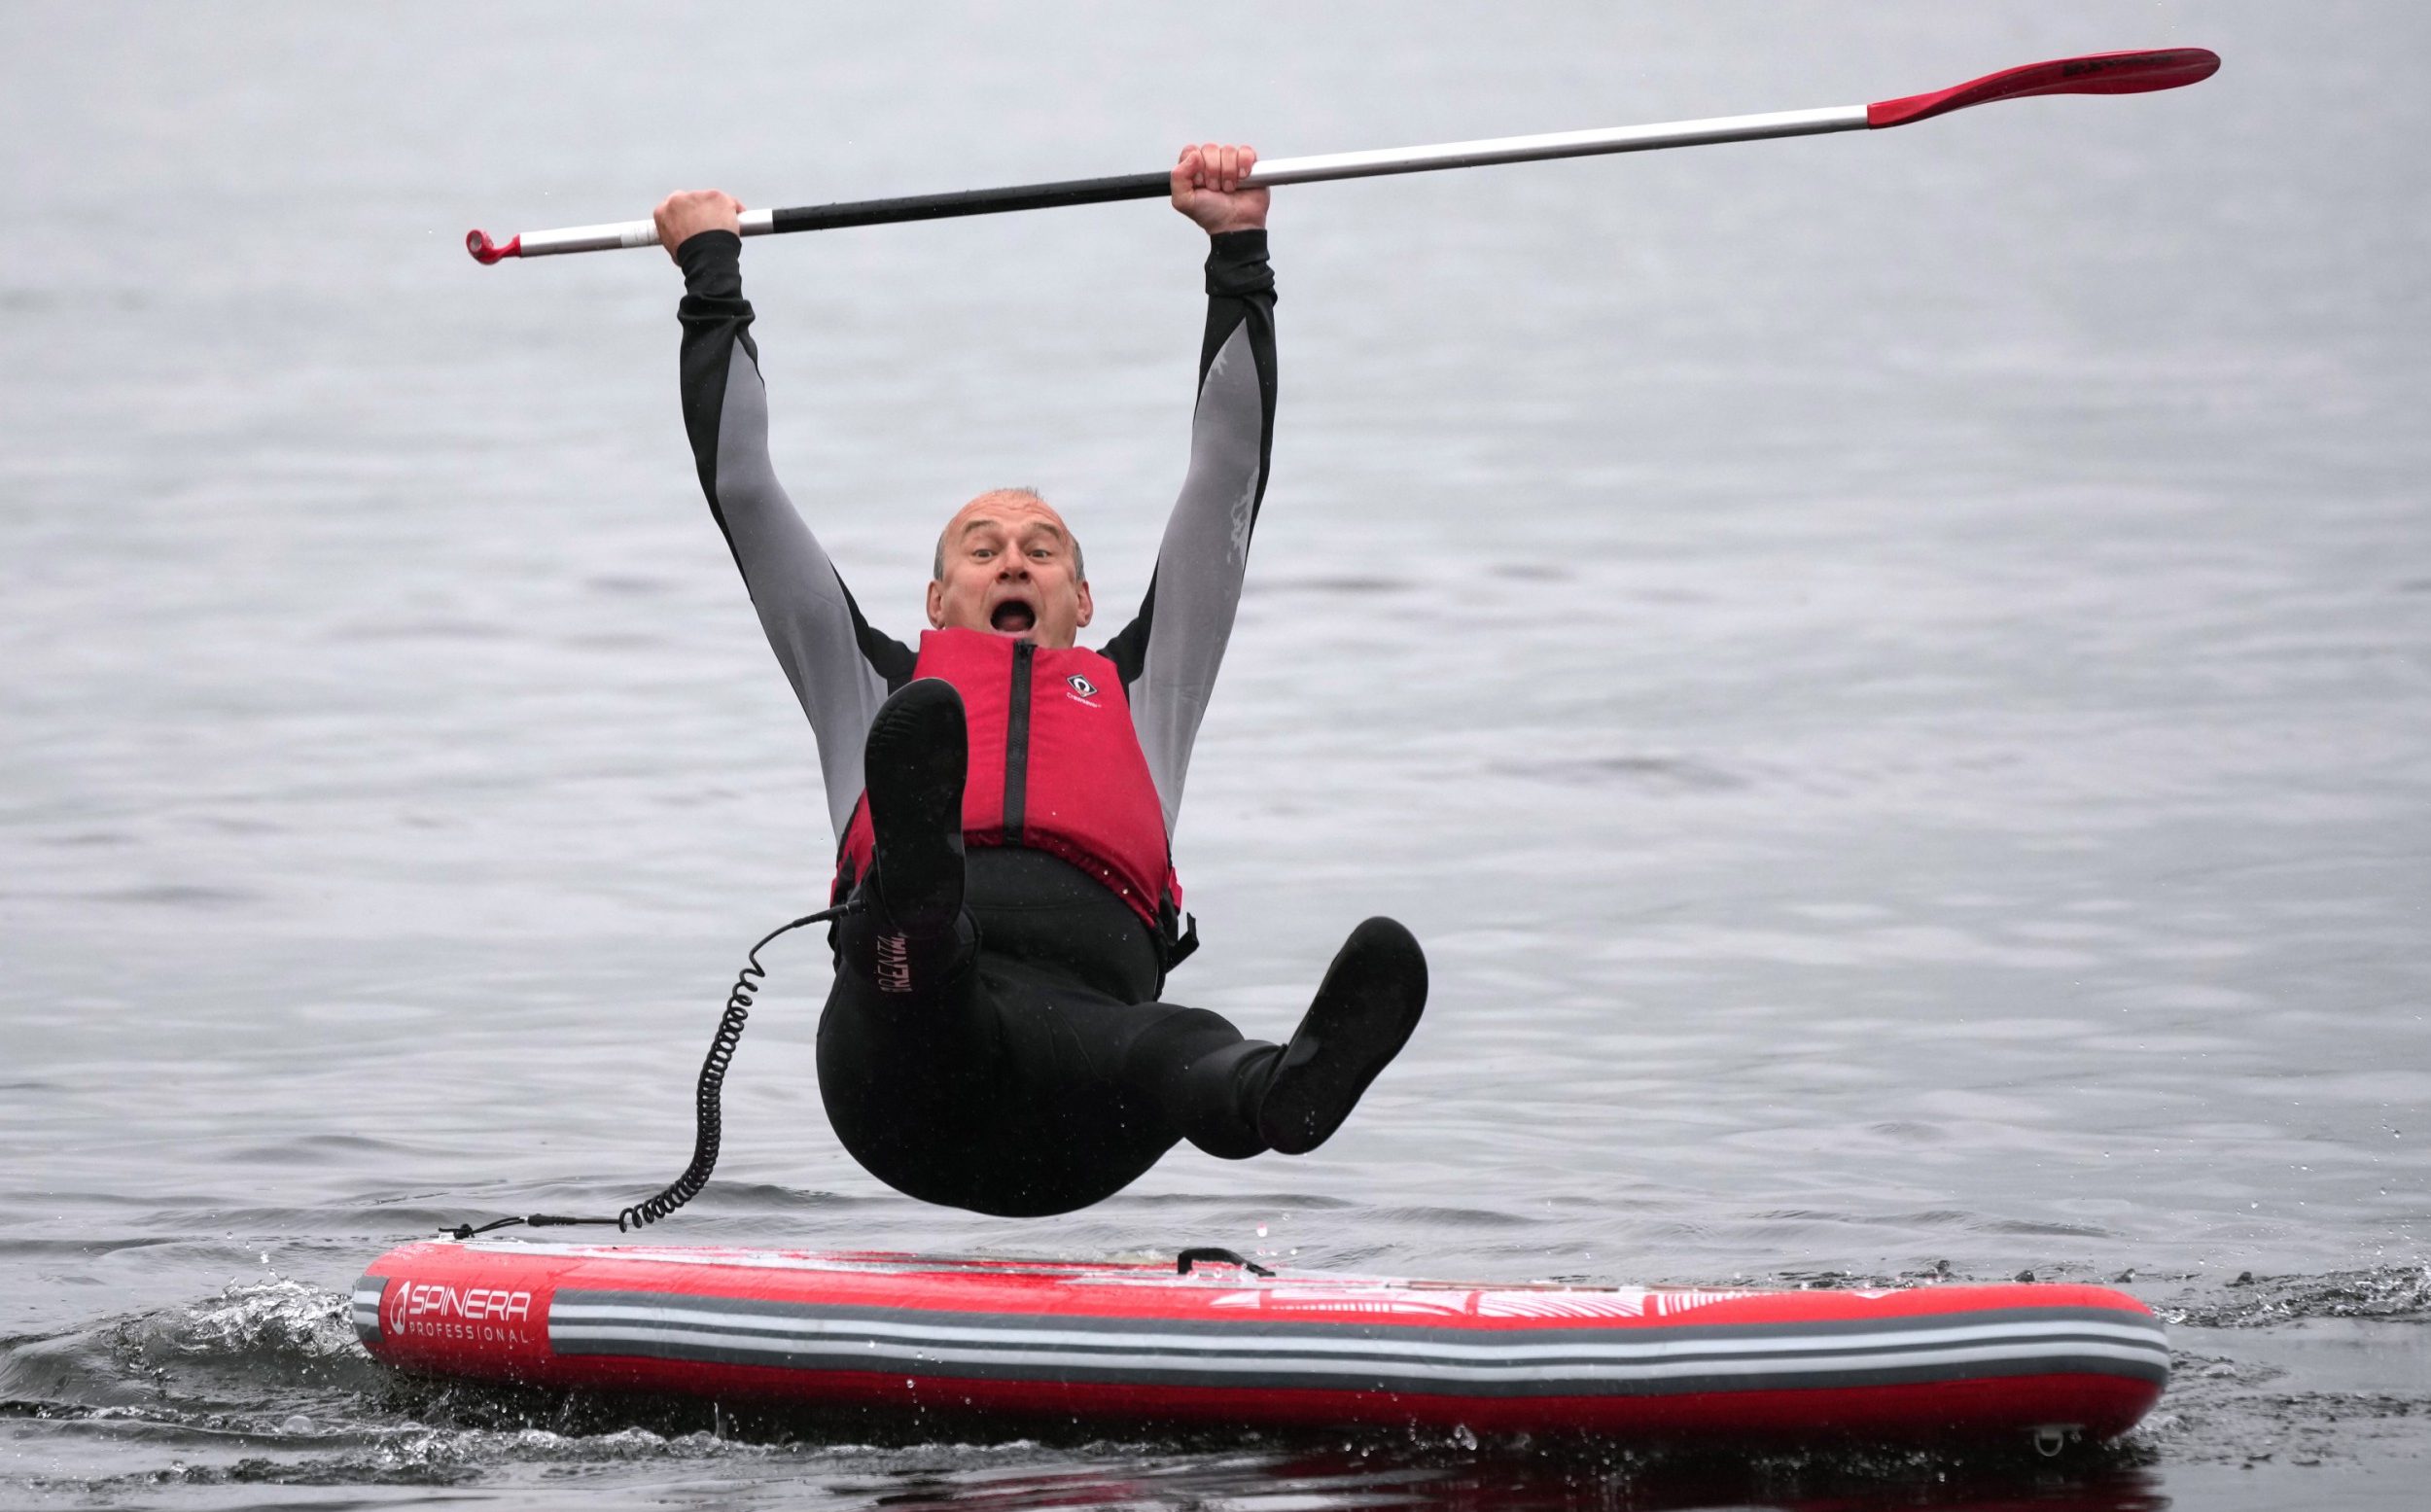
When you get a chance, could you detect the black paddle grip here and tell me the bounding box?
[771,172,1170,234]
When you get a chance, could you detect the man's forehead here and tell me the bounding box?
[949,506,1069,540]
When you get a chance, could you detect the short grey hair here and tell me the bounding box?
[933,487,1084,581]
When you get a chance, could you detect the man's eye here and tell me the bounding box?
[972,548,996,560]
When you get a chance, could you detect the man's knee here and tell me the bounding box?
[1123,1003,1244,1068]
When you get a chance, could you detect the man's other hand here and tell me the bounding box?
[654,190,745,261]
[1171,144,1269,235]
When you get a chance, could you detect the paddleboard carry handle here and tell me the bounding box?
[1178,1247,1276,1278]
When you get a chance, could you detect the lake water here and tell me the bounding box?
[3,2,2427,1506]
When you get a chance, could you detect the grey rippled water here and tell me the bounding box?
[4,2,2427,1507]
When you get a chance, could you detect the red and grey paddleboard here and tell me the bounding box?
[354,1240,2167,1444]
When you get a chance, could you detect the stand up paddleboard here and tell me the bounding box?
[355,1240,2167,1444]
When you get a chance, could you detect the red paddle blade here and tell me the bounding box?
[1868,48,2220,129]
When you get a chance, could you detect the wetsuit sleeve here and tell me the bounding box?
[1099,229,1278,836]
[677,230,914,839]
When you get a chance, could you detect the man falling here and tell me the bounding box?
[654,143,1425,1217]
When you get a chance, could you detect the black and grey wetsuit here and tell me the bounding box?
[674,229,1283,1215]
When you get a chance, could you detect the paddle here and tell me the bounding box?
[466,48,2217,264]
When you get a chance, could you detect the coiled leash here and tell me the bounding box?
[442,900,860,1241]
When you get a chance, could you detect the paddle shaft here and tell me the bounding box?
[467,48,2217,263]
[481,106,1861,261]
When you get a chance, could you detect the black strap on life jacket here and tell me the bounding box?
[1159,892,1200,972]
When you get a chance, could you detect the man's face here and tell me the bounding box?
[927,493,1094,649]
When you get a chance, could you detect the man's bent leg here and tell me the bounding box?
[817,676,996,1206]
[863,678,968,938]
[841,677,978,995]
[1120,918,1427,1162]
[1120,1007,1279,1161]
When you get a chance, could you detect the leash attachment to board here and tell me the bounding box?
[1178,1247,1276,1278]
[441,901,860,1242]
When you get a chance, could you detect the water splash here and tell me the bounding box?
[2161,1264,2431,1329]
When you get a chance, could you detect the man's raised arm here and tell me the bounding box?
[659,191,908,841]
[1100,145,1279,836]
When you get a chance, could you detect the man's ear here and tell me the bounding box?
[927,579,946,628]
[1075,580,1094,629]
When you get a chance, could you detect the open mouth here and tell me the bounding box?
[989,598,1037,634]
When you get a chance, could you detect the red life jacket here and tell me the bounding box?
[834,629,1183,940]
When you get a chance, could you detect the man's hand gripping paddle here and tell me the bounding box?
[466,48,2218,264]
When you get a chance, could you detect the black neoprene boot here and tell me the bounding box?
[863,678,969,937]
[1256,917,1428,1155]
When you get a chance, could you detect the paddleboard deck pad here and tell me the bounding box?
[353,1240,2167,1443]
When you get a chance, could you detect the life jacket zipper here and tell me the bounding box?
[1003,639,1034,843]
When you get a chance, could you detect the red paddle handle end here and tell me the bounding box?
[466,229,522,264]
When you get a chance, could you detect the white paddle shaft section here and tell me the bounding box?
[1245,105,1867,186]
[517,206,776,258]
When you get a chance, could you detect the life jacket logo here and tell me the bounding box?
[1065,674,1099,700]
